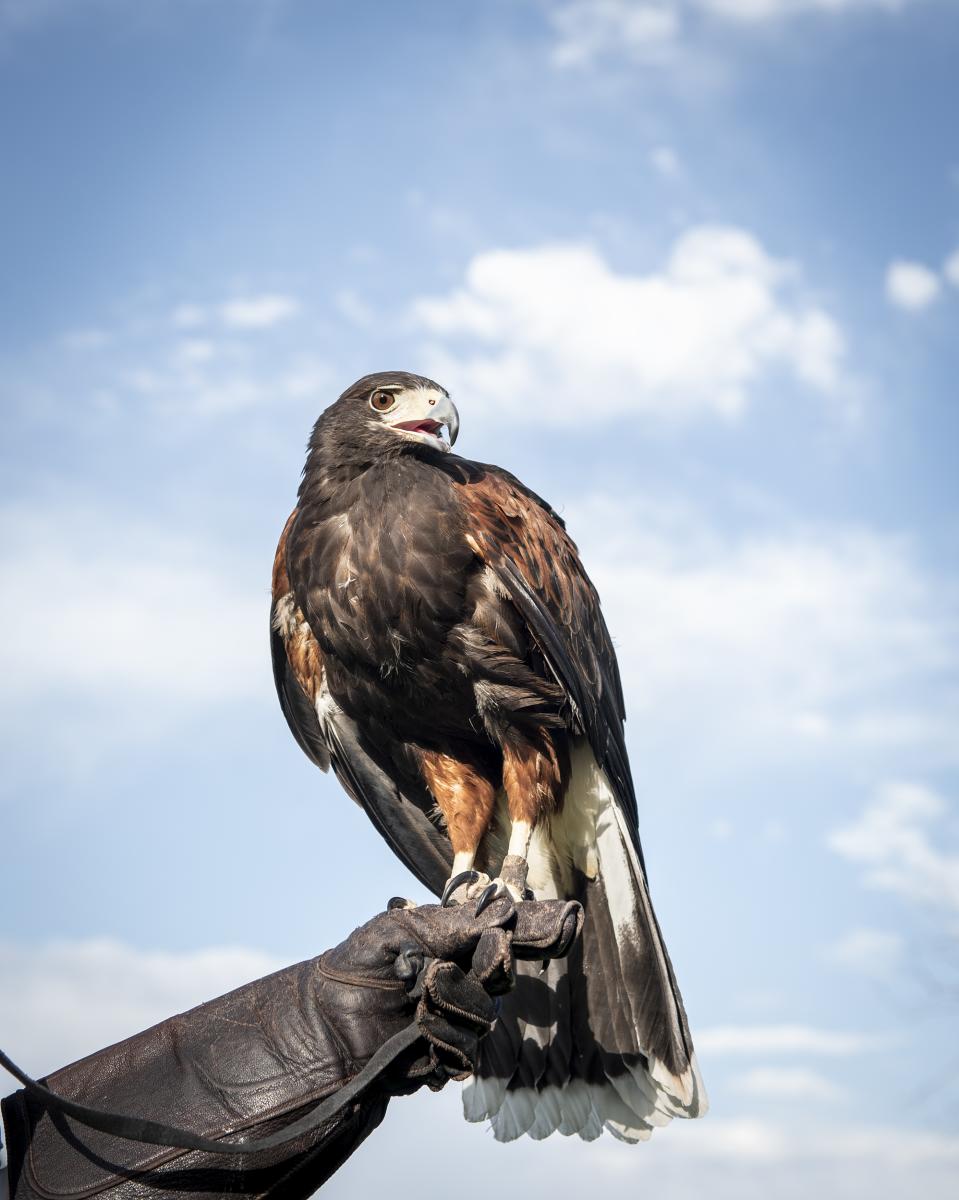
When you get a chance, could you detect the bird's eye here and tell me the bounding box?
[370,390,397,413]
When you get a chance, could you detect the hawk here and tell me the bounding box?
[271,371,707,1141]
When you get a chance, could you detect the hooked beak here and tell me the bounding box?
[435,394,459,447]
[389,393,460,451]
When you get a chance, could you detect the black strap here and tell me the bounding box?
[0,1024,421,1156]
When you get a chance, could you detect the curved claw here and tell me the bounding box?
[474,881,504,917]
[441,869,481,907]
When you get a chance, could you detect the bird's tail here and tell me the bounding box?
[464,742,707,1142]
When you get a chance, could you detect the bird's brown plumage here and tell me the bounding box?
[270,372,706,1142]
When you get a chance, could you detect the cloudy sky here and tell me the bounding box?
[1,1,958,1195]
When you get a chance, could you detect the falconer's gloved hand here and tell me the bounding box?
[322,896,583,1094]
[0,897,583,1200]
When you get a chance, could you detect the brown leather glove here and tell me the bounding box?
[317,896,581,1094]
[1,897,582,1200]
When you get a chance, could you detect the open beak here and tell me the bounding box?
[390,394,459,450]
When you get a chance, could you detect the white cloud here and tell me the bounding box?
[568,496,958,765]
[697,1023,875,1054]
[0,504,265,706]
[547,0,922,67]
[828,781,959,913]
[344,1089,959,1200]
[884,260,942,311]
[655,1117,959,1169]
[0,938,282,1078]
[47,292,328,422]
[170,294,300,332]
[697,0,911,22]
[413,227,844,426]
[171,302,209,329]
[826,927,904,976]
[174,337,217,364]
[551,2,680,67]
[650,144,681,176]
[943,249,959,288]
[732,1066,845,1101]
[219,293,300,330]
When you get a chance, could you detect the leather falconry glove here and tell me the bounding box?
[1,897,582,1200]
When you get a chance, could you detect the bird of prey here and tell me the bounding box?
[271,371,707,1142]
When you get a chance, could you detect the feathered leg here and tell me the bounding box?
[474,732,568,911]
[419,750,499,905]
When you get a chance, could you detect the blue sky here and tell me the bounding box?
[1,1,958,1196]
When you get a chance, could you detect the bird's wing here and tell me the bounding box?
[271,512,332,771]
[271,511,453,894]
[453,463,641,849]
[453,469,705,1136]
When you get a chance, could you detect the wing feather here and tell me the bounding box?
[454,464,640,849]
[271,510,452,894]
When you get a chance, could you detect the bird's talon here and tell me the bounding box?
[474,881,504,917]
[441,869,481,907]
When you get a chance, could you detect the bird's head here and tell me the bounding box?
[312,372,460,467]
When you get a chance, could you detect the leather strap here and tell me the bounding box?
[0,1025,420,1157]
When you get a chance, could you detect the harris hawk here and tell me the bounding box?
[271,371,707,1142]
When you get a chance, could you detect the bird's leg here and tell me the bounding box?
[440,849,486,907]
[472,819,531,914]
[451,849,478,877]
[500,818,533,897]
[474,734,565,913]
[419,752,498,907]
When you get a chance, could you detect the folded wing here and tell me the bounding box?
[271,511,452,895]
